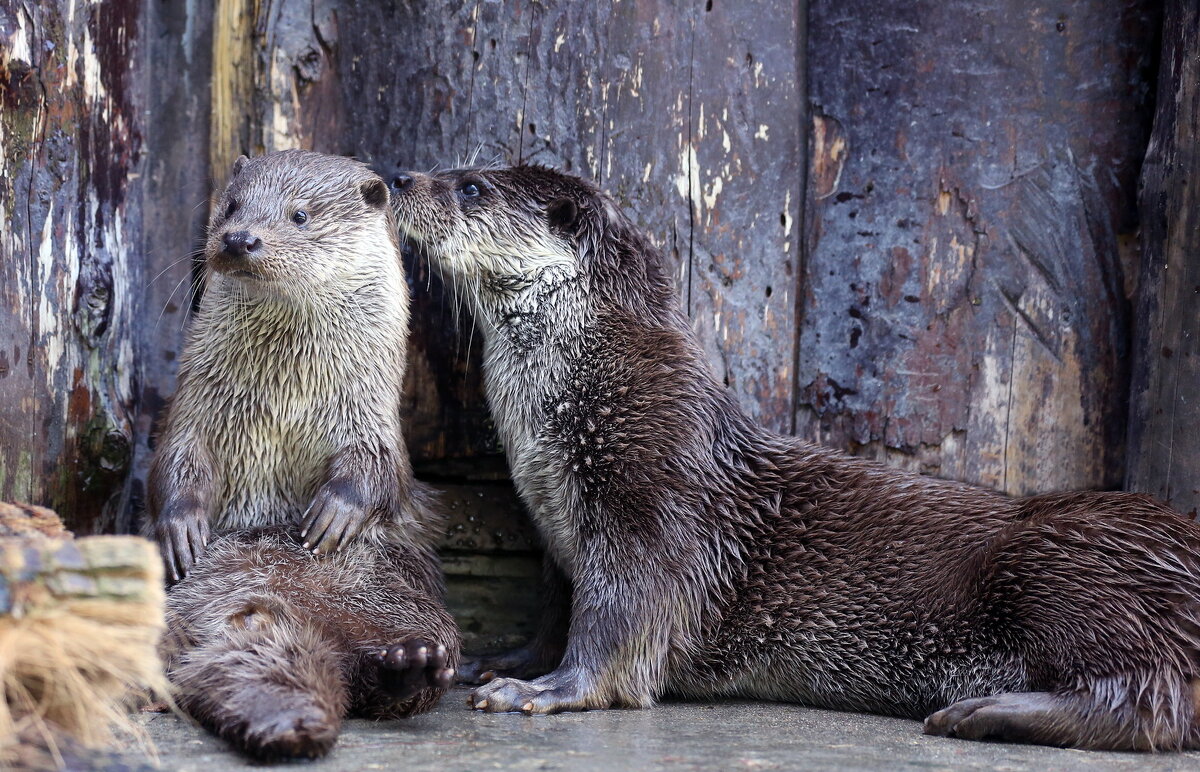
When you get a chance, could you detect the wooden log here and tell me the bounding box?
[1126,0,1200,517]
[0,0,146,532]
[799,0,1158,495]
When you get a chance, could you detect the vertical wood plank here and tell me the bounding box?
[0,0,146,531]
[799,0,1158,494]
[126,0,216,533]
[1126,0,1200,517]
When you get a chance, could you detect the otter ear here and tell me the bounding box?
[360,178,389,210]
[231,155,249,177]
[547,198,579,233]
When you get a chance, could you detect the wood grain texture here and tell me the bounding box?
[798,0,1158,495]
[0,0,146,531]
[1126,0,1200,517]
[127,0,215,533]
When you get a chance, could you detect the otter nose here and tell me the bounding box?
[222,230,262,257]
[390,174,414,192]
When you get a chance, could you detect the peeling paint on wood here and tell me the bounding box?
[798,0,1158,495]
[0,0,145,532]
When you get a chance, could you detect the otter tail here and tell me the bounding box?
[168,598,349,760]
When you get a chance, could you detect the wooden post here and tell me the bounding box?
[799,0,1159,495]
[1126,0,1200,517]
[0,0,146,532]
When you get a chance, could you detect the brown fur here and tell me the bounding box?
[385,163,1200,751]
[162,521,459,760]
[151,151,459,759]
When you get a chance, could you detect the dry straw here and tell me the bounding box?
[0,503,168,767]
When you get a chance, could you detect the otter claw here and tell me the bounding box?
[475,699,489,710]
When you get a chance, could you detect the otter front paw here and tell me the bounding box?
[468,668,607,714]
[300,481,369,555]
[372,639,455,702]
[155,508,210,583]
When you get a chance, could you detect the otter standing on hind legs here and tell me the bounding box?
[149,151,459,760]
[386,164,1200,751]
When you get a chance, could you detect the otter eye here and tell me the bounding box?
[292,210,308,225]
[224,200,237,219]
[458,181,482,199]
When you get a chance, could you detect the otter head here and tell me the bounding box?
[385,164,675,341]
[205,150,395,299]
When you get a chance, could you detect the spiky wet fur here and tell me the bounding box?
[389,164,1200,751]
[151,151,459,759]
[162,520,459,761]
[149,150,420,550]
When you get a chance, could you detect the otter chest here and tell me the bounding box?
[482,340,610,576]
[184,313,397,530]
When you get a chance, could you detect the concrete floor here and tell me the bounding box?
[130,688,1200,772]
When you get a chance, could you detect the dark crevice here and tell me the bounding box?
[789,0,808,436]
[515,1,536,165]
[463,0,482,162]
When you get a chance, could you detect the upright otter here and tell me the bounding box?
[150,151,459,759]
[386,164,1200,751]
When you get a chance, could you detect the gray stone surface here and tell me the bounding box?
[136,688,1200,771]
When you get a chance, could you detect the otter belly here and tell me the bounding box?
[201,382,337,530]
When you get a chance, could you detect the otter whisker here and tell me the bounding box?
[155,269,196,332]
[145,252,201,289]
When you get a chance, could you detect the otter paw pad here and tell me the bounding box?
[372,639,453,702]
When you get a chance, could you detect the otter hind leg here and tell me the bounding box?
[371,639,455,702]
[924,693,1070,746]
[925,679,1200,751]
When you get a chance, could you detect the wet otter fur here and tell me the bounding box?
[150,150,420,578]
[163,523,458,761]
[151,151,459,759]
[386,164,1200,751]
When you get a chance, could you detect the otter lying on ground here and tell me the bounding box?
[385,164,1200,751]
[150,151,459,759]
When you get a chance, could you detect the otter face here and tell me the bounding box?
[205,150,395,297]
[384,166,594,297]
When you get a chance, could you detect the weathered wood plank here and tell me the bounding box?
[687,0,804,432]
[0,0,146,531]
[127,0,215,534]
[1126,0,1200,517]
[799,0,1158,494]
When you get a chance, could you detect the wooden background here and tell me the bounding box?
[1,0,1195,649]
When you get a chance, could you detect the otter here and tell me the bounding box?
[150,150,459,759]
[385,164,1200,751]
[162,524,458,760]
